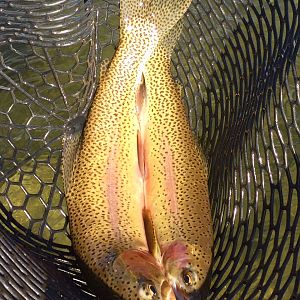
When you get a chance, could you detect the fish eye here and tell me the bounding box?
[181,269,197,287]
[149,284,157,295]
[138,281,157,299]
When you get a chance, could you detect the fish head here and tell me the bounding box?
[112,249,177,300]
[161,241,212,300]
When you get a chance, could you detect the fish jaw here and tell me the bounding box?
[113,249,178,300]
[160,241,211,300]
[161,240,212,299]
[161,280,177,300]
[76,246,171,300]
[173,278,212,300]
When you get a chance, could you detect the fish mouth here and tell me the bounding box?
[173,286,203,300]
[173,288,188,300]
[173,288,208,300]
[173,266,212,300]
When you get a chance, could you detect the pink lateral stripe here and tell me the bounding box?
[164,136,178,215]
[106,145,119,237]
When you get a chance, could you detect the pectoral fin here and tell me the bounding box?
[143,208,161,260]
[62,116,85,194]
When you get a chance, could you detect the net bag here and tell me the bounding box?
[0,0,299,299]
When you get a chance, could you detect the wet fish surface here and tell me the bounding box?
[62,0,196,299]
[142,23,213,299]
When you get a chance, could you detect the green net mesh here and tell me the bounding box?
[0,0,299,299]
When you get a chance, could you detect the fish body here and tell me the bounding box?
[62,0,193,299]
[142,26,214,298]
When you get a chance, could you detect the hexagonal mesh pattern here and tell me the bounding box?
[0,0,299,299]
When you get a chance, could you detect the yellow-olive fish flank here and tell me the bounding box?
[62,0,195,299]
[143,25,214,299]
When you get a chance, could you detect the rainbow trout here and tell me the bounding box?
[140,24,214,299]
[62,0,193,299]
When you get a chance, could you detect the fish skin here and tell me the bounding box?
[62,0,193,299]
[143,23,214,298]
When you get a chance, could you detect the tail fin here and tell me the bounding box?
[120,0,191,39]
[158,20,183,56]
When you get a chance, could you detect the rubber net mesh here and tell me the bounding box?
[0,0,299,299]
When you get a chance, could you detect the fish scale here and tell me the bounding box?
[143,24,213,298]
[63,0,195,299]
[66,35,153,297]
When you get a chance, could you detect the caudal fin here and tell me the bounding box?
[120,0,191,39]
[158,20,183,56]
